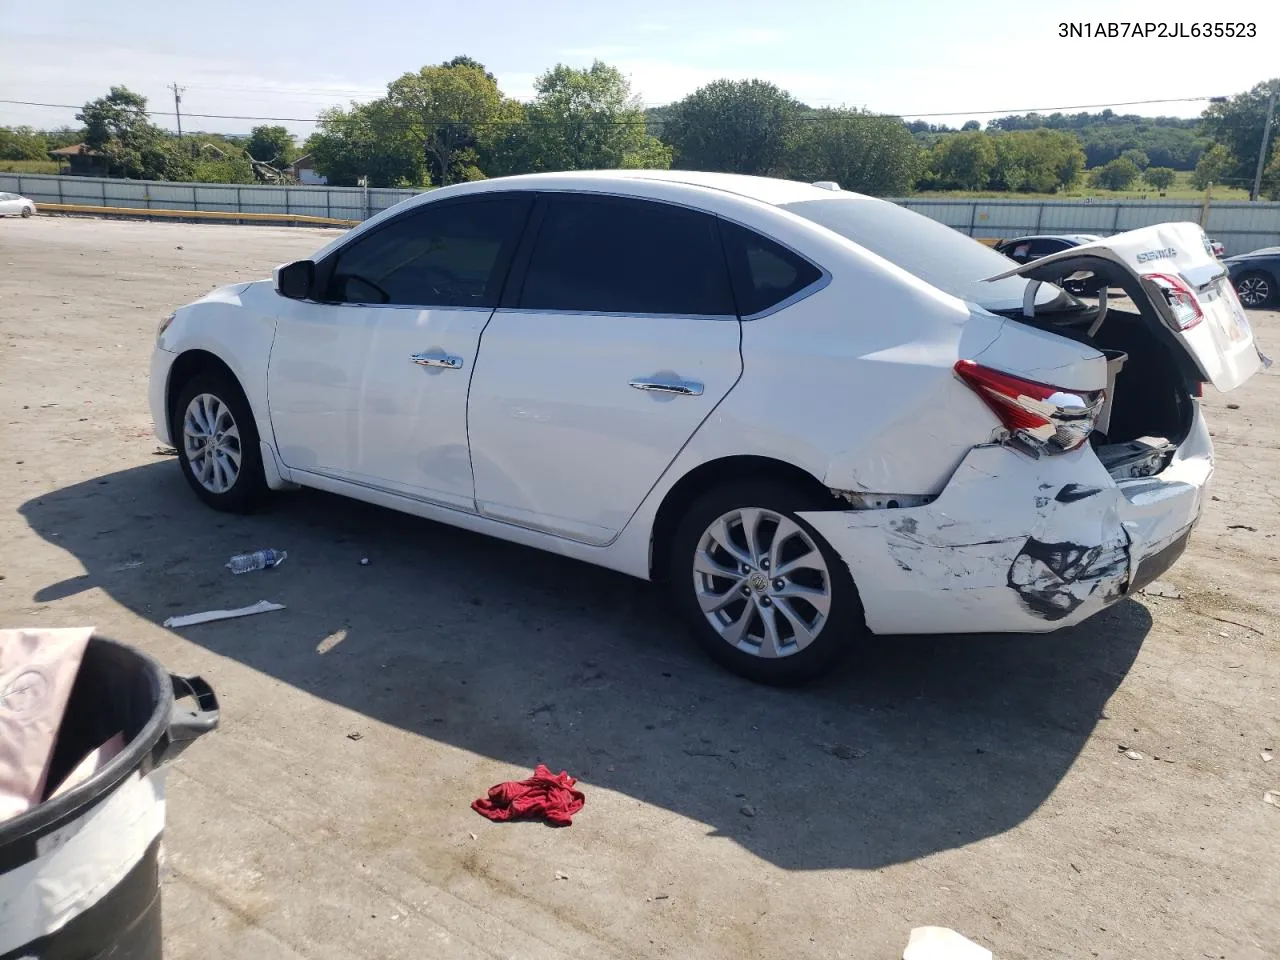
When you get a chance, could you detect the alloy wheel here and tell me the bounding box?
[692,507,832,659]
[182,393,242,494]
[1237,275,1272,308]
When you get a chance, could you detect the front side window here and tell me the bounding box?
[517,195,733,316]
[326,195,531,307]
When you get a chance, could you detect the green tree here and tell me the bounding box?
[1120,148,1149,170]
[1263,151,1280,201]
[990,130,1085,192]
[385,63,504,186]
[1191,143,1233,190]
[961,120,981,132]
[1142,166,1176,191]
[440,55,496,83]
[928,131,997,190]
[1089,157,1141,190]
[516,61,670,173]
[662,79,802,175]
[1199,79,1280,184]
[0,126,48,160]
[788,109,921,196]
[78,85,166,177]
[309,100,424,187]
[245,125,295,165]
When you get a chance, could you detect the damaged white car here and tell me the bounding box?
[148,171,1268,683]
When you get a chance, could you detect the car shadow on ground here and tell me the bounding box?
[20,460,1150,871]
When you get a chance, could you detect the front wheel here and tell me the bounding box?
[668,481,867,685]
[20,206,33,218]
[173,372,267,513]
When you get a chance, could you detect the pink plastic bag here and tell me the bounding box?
[0,627,94,822]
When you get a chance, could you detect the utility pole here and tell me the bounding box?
[1250,84,1277,202]
[168,82,186,138]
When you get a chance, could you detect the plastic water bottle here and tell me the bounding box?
[225,549,287,575]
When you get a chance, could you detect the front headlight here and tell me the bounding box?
[156,313,175,343]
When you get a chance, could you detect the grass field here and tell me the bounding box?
[919,170,1252,202]
[0,159,60,174]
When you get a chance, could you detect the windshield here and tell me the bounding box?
[781,196,1060,311]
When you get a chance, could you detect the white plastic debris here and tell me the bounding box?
[163,600,285,628]
[1125,750,1144,760]
[903,927,992,960]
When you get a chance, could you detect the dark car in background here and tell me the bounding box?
[994,235,1106,295]
[1224,247,1279,309]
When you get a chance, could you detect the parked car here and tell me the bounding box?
[993,235,1106,294]
[149,172,1266,684]
[1223,246,1280,308]
[0,192,36,218]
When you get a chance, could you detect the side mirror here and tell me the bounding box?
[274,260,315,300]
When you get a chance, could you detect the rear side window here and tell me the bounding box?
[327,195,530,307]
[518,195,734,316]
[719,220,823,317]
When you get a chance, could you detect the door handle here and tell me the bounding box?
[411,352,464,370]
[629,378,704,397]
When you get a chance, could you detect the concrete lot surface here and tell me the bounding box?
[1,216,1277,959]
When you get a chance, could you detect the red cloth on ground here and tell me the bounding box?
[472,764,585,826]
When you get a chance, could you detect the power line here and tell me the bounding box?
[0,94,1232,127]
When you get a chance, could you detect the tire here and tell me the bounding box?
[172,371,267,513]
[21,206,33,218]
[1234,271,1275,309]
[668,480,867,685]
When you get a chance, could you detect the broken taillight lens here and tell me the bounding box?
[954,360,1104,455]
[1146,273,1204,331]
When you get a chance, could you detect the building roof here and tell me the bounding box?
[48,143,101,157]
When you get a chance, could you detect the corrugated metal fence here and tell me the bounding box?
[893,198,1280,258]
[0,172,418,221]
[4,172,1279,256]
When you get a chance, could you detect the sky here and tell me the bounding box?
[1,0,1277,139]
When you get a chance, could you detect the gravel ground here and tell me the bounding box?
[1,215,1277,960]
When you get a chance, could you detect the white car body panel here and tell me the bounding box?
[467,310,742,544]
[265,293,483,511]
[988,221,1266,392]
[150,171,1265,642]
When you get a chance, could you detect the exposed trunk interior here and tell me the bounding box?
[1000,285,1198,479]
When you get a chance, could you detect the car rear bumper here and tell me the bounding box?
[148,347,177,447]
[798,408,1212,635]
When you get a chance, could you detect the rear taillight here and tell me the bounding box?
[1146,273,1203,330]
[954,360,1104,456]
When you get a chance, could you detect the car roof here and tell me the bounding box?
[403,169,858,210]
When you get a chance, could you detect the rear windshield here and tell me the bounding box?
[781,196,1058,311]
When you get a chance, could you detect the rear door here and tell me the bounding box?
[987,222,1268,392]
[465,192,743,545]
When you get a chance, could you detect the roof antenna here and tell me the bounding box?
[811,181,841,191]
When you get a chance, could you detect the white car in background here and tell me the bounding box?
[149,171,1267,684]
[0,192,36,218]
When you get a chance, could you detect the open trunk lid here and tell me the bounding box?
[985,222,1269,392]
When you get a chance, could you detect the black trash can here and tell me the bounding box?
[0,637,218,960]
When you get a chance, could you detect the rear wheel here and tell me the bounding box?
[173,371,267,513]
[1234,271,1275,309]
[668,481,866,685]
[20,206,33,218]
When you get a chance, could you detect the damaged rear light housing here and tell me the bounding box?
[954,360,1104,456]
[1146,273,1204,331]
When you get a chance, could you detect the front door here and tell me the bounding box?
[266,193,533,510]
[466,193,744,545]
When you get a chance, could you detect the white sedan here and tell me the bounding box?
[149,170,1266,684]
[0,192,36,218]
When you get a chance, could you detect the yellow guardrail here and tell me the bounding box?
[35,202,358,227]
